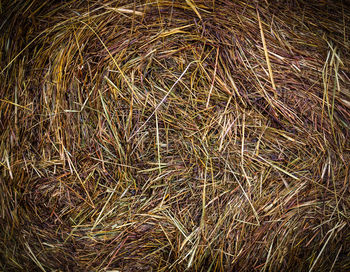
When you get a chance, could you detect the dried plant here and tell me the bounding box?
[1,0,350,271]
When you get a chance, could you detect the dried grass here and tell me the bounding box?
[1,0,350,271]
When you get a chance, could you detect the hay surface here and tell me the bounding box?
[1,0,350,271]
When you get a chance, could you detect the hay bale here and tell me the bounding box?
[1,0,350,271]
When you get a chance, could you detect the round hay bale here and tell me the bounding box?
[1,0,350,271]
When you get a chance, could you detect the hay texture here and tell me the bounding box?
[1,0,350,271]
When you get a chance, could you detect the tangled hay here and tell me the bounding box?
[1,0,350,271]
